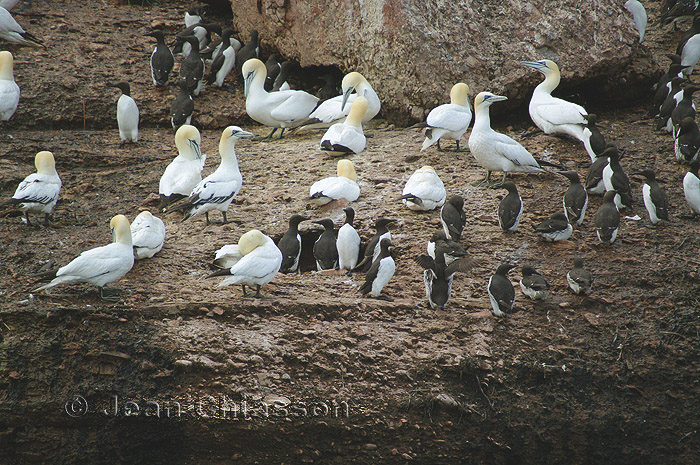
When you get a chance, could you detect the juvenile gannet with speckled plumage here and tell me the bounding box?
[130,211,166,260]
[110,82,139,144]
[0,6,42,47]
[9,151,61,225]
[242,58,319,140]
[421,83,471,152]
[308,159,360,206]
[159,125,206,208]
[304,72,381,128]
[320,96,368,154]
[178,126,252,224]
[399,166,446,211]
[521,59,587,142]
[208,229,283,298]
[468,92,546,186]
[34,215,134,301]
[0,50,19,123]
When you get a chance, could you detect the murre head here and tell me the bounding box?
[110,82,131,96]
[343,207,355,225]
[585,114,598,127]
[312,218,335,231]
[500,181,518,194]
[34,151,57,176]
[110,214,132,246]
[346,96,369,127]
[375,218,395,230]
[174,124,202,160]
[341,72,368,110]
[631,168,657,181]
[559,170,581,184]
[242,58,266,98]
[0,51,15,81]
[450,83,470,107]
[474,92,507,111]
[145,30,166,42]
[602,190,617,204]
[289,214,310,227]
[447,195,464,209]
[495,263,516,276]
[336,159,357,181]
[521,265,539,277]
[238,229,265,255]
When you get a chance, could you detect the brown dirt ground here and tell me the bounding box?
[1,0,700,464]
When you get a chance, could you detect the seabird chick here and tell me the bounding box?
[533,212,573,242]
[519,265,550,300]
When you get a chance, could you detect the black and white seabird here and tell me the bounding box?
[171,80,195,129]
[594,191,620,244]
[174,22,221,57]
[652,62,683,113]
[178,35,205,96]
[656,76,686,132]
[359,238,395,301]
[205,28,236,88]
[602,147,633,209]
[0,50,19,123]
[681,31,700,77]
[582,114,607,161]
[677,13,700,54]
[0,6,42,47]
[184,4,203,28]
[624,0,647,42]
[354,218,395,272]
[488,263,516,317]
[683,160,700,216]
[633,169,669,225]
[560,170,588,226]
[567,257,593,295]
[440,195,466,241]
[676,117,700,164]
[534,212,572,242]
[145,30,174,87]
[659,0,700,29]
[497,181,523,232]
[109,82,139,144]
[586,145,616,195]
[519,266,550,301]
[272,60,295,91]
[337,207,361,271]
[427,231,468,264]
[264,53,282,91]
[312,219,338,271]
[671,85,698,136]
[236,30,259,79]
[277,214,310,273]
[9,151,61,225]
[414,245,473,309]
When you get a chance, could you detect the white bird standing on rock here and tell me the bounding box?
[624,0,647,43]
[159,125,206,208]
[34,215,135,301]
[521,59,587,142]
[241,58,319,140]
[178,126,253,224]
[320,96,368,154]
[0,6,43,47]
[421,82,472,152]
[130,211,166,260]
[399,166,446,211]
[9,151,61,225]
[468,92,546,186]
[110,82,139,145]
[0,50,19,123]
[309,159,360,206]
[208,229,282,298]
[303,71,381,128]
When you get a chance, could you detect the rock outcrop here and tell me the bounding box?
[230,0,655,123]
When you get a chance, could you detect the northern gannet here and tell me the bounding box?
[337,207,361,271]
[567,257,593,295]
[399,165,446,211]
[304,72,380,128]
[560,170,588,226]
[130,211,166,260]
[9,151,61,225]
[488,264,516,317]
[497,181,522,232]
[440,195,466,241]
[468,92,546,186]
[159,125,205,208]
[34,215,134,301]
[179,126,253,224]
[0,50,19,123]
[594,191,620,244]
[212,244,243,269]
[521,59,587,142]
[110,82,139,144]
[312,218,339,271]
[414,245,473,309]
[145,30,174,87]
[359,238,395,301]
[632,169,669,225]
[171,80,194,129]
[320,96,368,154]
[308,159,360,206]
[421,82,471,152]
[354,218,395,272]
[242,58,319,140]
[208,229,282,297]
[676,117,700,164]
[624,0,647,43]
[683,160,700,216]
[178,35,205,96]
[205,28,236,88]
[0,6,42,47]
[277,214,309,273]
[533,212,573,242]
[519,266,550,300]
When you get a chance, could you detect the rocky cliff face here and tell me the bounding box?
[231,0,655,123]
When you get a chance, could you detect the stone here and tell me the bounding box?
[229,0,654,124]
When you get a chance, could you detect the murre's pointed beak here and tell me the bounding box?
[341,86,356,111]
[244,71,255,99]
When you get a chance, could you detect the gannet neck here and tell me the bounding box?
[0,51,14,81]
[242,58,267,98]
[110,215,133,246]
[337,159,357,181]
[450,83,470,107]
[238,229,264,255]
[536,71,560,95]
[175,125,201,160]
[346,96,368,127]
[34,151,57,176]
[473,103,492,130]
